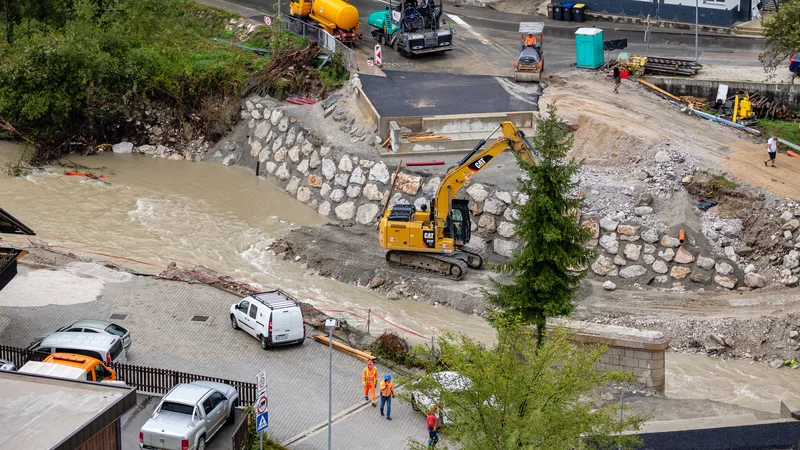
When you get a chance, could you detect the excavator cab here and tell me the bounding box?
[444,199,470,245]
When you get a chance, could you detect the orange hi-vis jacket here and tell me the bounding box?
[524,34,537,46]
[380,380,396,397]
[362,366,378,386]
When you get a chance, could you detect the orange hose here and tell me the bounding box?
[679,230,685,244]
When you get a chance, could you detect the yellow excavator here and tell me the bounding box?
[378,121,539,279]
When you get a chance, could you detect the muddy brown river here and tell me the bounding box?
[2,143,798,413]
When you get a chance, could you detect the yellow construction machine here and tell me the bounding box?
[514,22,544,82]
[378,122,539,279]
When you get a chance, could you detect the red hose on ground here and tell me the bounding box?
[406,161,445,167]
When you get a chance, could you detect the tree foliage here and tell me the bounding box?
[760,0,800,77]
[486,103,594,341]
[408,316,642,450]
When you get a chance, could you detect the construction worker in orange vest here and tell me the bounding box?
[362,359,378,406]
[379,374,396,420]
[521,33,537,51]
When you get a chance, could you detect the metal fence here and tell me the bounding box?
[231,408,253,450]
[0,345,257,404]
[280,15,358,72]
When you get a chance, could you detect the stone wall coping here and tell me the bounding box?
[550,318,670,350]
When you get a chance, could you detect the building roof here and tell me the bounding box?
[0,370,135,450]
[0,207,35,235]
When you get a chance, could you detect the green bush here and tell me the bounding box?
[0,0,264,156]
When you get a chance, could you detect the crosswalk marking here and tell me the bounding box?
[446,14,491,45]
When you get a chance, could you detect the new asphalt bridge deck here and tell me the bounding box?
[359,70,541,118]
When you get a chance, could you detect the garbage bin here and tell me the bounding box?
[573,3,586,22]
[547,3,555,20]
[553,3,563,21]
[562,2,575,21]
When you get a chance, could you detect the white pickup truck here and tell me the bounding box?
[139,381,239,450]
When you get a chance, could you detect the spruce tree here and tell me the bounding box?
[486,102,594,344]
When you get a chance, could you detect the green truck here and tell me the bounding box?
[367,0,455,56]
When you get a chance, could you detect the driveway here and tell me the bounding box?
[0,264,433,449]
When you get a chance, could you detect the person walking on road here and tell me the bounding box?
[765,134,778,168]
[612,66,621,94]
[426,406,440,448]
[379,374,396,420]
[362,359,378,406]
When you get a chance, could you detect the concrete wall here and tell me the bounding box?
[554,319,669,395]
[582,0,743,26]
[649,78,800,109]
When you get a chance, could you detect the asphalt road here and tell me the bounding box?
[360,70,541,116]
[208,0,765,76]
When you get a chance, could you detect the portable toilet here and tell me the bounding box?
[575,28,604,69]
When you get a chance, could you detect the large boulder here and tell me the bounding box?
[338,155,354,172]
[599,216,619,232]
[591,255,617,276]
[674,247,695,264]
[715,275,737,289]
[466,184,489,203]
[356,203,380,224]
[493,238,519,257]
[658,248,675,262]
[368,162,391,184]
[661,236,681,248]
[329,188,345,203]
[483,198,507,215]
[497,222,516,238]
[641,229,659,244]
[670,266,691,280]
[318,201,331,216]
[624,243,641,261]
[582,219,600,239]
[335,201,356,220]
[599,233,619,254]
[296,187,312,203]
[285,176,301,195]
[744,273,766,288]
[652,260,669,274]
[112,142,134,154]
[715,261,734,275]
[321,158,337,180]
[393,172,423,195]
[349,167,366,185]
[422,178,442,197]
[334,172,350,187]
[619,265,647,279]
[696,255,715,270]
[363,183,384,201]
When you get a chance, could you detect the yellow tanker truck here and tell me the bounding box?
[290,0,362,43]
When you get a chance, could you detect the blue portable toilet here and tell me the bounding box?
[575,27,604,69]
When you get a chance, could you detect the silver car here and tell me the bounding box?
[32,319,131,353]
[140,381,239,450]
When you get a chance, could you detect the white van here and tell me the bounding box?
[30,331,127,365]
[230,290,306,349]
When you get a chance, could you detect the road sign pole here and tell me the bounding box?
[328,323,333,450]
[260,431,263,450]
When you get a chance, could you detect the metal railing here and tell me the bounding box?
[280,15,357,71]
[0,345,258,404]
[231,408,253,450]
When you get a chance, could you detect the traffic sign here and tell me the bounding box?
[264,15,272,26]
[257,411,269,432]
[374,44,382,66]
[367,60,374,67]
[255,393,269,415]
[256,370,267,392]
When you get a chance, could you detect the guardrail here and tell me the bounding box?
[280,15,358,72]
[0,345,257,404]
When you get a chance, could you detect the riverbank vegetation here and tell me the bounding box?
[0,0,344,164]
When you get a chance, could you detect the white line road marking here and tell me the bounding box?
[446,14,491,45]
[494,77,540,107]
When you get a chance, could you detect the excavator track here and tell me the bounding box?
[385,250,470,280]
[458,249,484,269]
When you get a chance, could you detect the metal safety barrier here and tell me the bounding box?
[0,345,258,404]
[280,14,357,72]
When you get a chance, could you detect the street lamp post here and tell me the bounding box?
[695,0,699,62]
[325,318,338,450]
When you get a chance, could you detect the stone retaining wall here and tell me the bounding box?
[200,95,525,260]
[554,319,669,395]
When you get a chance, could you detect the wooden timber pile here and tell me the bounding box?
[402,131,451,143]
[725,91,798,121]
[313,335,376,363]
[643,57,703,76]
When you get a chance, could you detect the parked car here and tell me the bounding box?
[410,371,473,424]
[230,290,305,349]
[31,319,131,353]
[790,52,800,73]
[139,381,239,450]
[0,359,16,371]
[39,352,117,382]
[30,331,127,365]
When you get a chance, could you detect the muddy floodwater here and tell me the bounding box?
[1,142,798,413]
[0,144,496,344]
